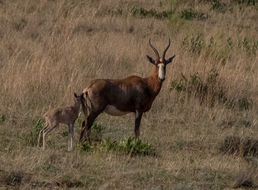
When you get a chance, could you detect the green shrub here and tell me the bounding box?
[62,131,68,137]
[131,7,172,19]
[100,137,156,156]
[227,37,233,49]
[182,33,204,54]
[180,9,207,20]
[91,121,103,142]
[79,137,156,156]
[237,38,258,55]
[0,114,6,124]
[60,175,84,188]
[211,1,227,13]
[119,137,156,156]
[236,0,256,6]
[170,69,252,109]
[170,69,226,106]
[108,8,123,16]
[77,121,103,152]
[22,118,44,146]
[100,138,119,152]
[78,140,93,152]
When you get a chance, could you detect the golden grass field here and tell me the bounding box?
[0,0,257,189]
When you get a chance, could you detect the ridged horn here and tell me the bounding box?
[149,39,159,58]
[162,38,171,59]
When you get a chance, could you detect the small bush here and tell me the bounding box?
[108,8,123,16]
[60,175,84,188]
[170,69,227,107]
[237,37,258,56]
[236,0,256,6]
[79,137,156,156]
[180,9,207,20]
[218,136,258,157]
[22,118,44,146]
[61,131,68,137]
[170,69,252,109]
[0,170,31,187]
[131,7,172,20]
[0,114,6,124]
[211,1,227,13]
[182,34,205,54]
[78,140,93,152]
[101,137,156,156]
[233,170,257,188]
[91,121,104,142]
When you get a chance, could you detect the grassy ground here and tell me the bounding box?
[0,0,258,189]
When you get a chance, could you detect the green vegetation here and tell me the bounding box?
[22,118,44,146]
[0,114,6,124]
[99,137,156,156]
[131,7,172,19]
[78,123,156,156]
[180,9,207,20]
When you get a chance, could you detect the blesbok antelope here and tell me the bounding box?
[37,93,81,151]
[80,39,175,143]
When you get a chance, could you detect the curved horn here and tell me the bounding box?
[162,38,171,59]
[149,39,159,58]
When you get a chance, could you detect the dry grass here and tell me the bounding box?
[0,0,257,189]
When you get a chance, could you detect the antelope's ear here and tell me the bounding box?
[166,55,175,64]
[146,55,155,65]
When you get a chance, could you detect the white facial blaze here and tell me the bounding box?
[158,63,165,80]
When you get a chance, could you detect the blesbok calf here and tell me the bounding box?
[37,93,81,151]
[80,39,175,143]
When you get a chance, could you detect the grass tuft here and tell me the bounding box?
[79,137,156,156]
[22,118,44,146]
[131,7,172,19]
[232,170,258,188]
[218,136,258,157]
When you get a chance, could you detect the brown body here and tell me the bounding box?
[85,70,162,113]
[37,93,81,151]
[80,39,175,143]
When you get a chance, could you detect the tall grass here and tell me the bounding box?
[0,0,257,189]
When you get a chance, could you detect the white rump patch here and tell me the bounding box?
[104,105,129,116]
[158,63,165,80]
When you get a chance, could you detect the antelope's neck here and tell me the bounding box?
[146,67,162,97]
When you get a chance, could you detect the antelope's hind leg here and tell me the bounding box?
[42,124,58,150]
[134,111,143,139]
[37,124,48,147]
[79,112,99,144]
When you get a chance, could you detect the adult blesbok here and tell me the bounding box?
[80,39,175,143]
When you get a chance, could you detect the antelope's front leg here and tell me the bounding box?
[134,111,143,139]
[68,124,74,151]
